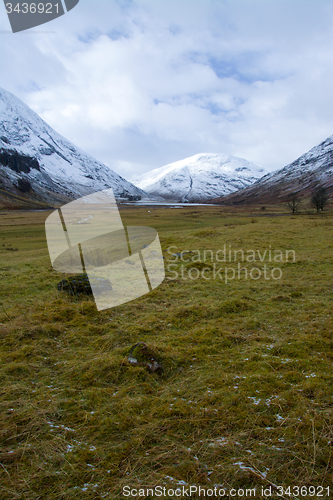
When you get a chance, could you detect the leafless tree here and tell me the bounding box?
[287,193,301,213]
[311,186,329,212]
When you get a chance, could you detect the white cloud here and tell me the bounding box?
[1,0,333,178]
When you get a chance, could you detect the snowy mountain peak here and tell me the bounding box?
[0,87,146,206]
[130,153,265,202]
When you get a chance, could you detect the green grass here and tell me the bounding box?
[0,207,332,499]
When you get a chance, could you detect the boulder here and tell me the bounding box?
[57,274,112,296]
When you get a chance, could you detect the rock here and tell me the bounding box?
[57,274,112,296]
[127,342,163,373]
[0,148,40,173]
[57,274,92,295]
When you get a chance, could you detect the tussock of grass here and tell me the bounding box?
[0,207,332,498]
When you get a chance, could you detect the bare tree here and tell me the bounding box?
[287,193,301,213]
[311,186,329,212]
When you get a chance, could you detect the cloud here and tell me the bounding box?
[1,0,333,178]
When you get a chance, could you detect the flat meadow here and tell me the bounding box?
[0,205,332,499]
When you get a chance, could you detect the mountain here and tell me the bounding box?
[0,87,146,208]
[130,153,265,202]
[213,135,333,205]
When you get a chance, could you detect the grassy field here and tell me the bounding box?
[0,205,332,499]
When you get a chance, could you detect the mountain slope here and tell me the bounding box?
[213,135,333,205]
[130,153,265,202]
[0,87,146,207]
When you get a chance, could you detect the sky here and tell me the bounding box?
[1,0,333,180]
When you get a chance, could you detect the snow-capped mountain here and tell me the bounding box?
[214,134,333,204]
[130,153,265,202]
[0,87,146,207]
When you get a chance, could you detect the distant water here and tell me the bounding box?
[121,201,217,207]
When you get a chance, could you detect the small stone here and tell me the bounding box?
[127,342,163,373]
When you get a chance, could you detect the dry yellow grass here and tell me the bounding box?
[0,206,332,499]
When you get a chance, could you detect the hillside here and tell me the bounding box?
[0,87,146,208]
[213,135,333,205]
